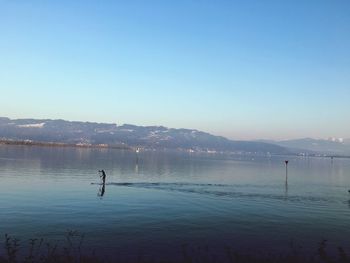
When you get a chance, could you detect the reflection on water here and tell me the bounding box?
[285,161,288,199]
[1,145,350,258]
[98,183,106,197]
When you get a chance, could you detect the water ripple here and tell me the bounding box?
[91,182,343,204]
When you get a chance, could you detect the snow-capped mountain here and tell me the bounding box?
[0,117,289,154]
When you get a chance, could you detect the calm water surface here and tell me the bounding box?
[1,145,350,259]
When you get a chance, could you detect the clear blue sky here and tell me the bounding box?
[0,0,349,140]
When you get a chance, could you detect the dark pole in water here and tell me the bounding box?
[285,160,289,185]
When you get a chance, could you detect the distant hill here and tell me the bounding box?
[0,117,289,154]
[258,138,350,155]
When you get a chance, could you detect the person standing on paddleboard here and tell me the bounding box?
[99,170,106,184]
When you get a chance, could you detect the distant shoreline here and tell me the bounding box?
[0,139,131,150]
[1,139,350,159]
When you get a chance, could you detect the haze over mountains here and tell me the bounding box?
[0,117,349,155]
[259,138,350,155]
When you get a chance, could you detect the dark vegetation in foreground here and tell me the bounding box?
[1,231,350,263]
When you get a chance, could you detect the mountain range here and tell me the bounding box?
[0,117,349,155]
[0,117,288,154]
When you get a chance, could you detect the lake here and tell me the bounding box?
[1,145,350,261]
